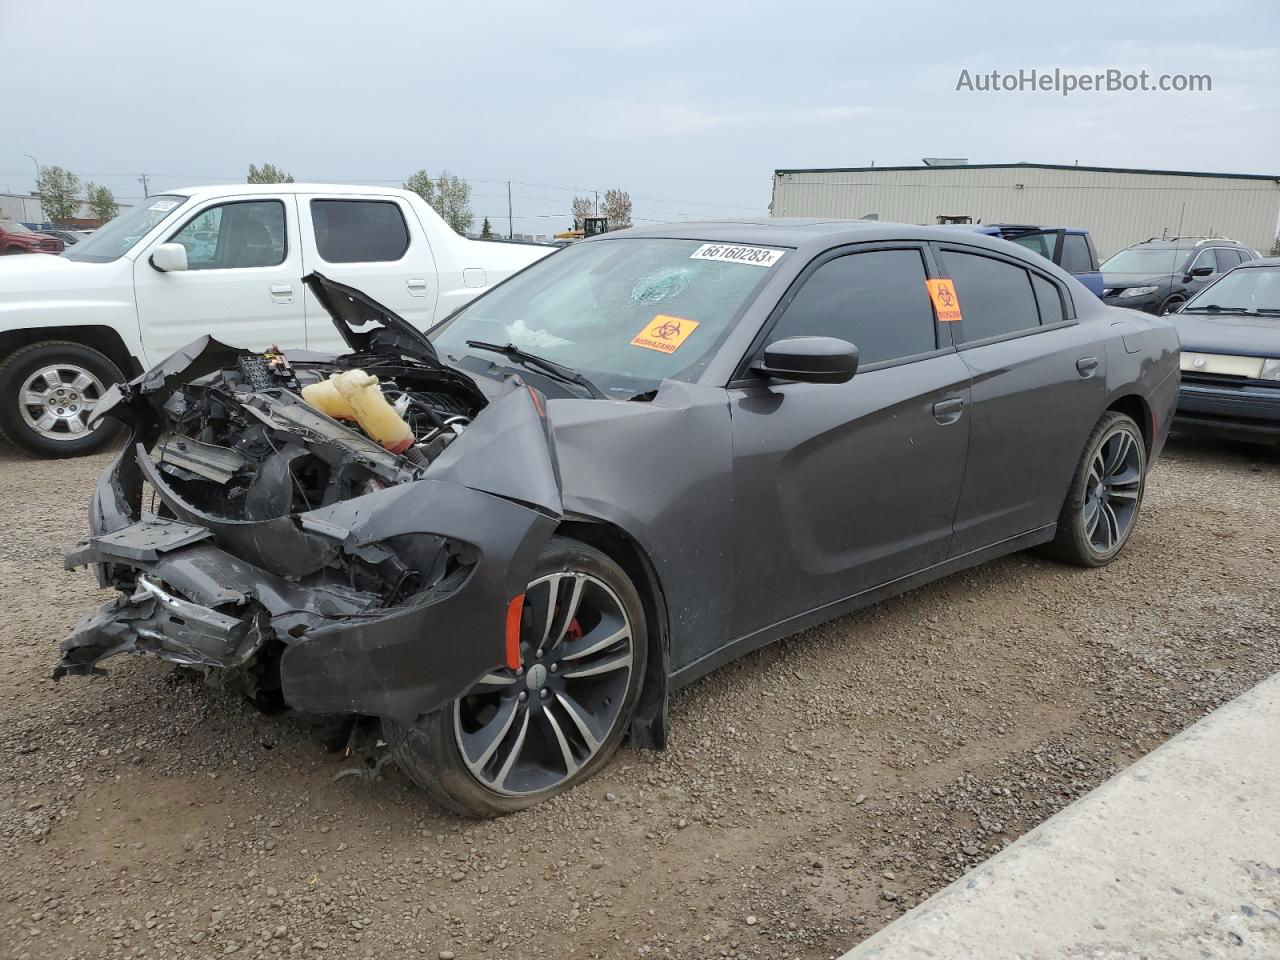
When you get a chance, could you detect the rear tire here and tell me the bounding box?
[1046,411,1146,567]
[384,536,648,817]
[0,340,123,457]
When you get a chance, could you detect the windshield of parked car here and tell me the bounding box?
[430,237,785,396]
[63,195,186,263]
[0,220,34,234]
[1100,248,1189,274]
[1183,267,1280,314]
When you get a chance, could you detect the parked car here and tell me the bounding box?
[0,219,65,255]
[949,224,1103,296]
[1167,257,1280,443]
[58,220,1179,816]
[36,228,83,246]
[0,184,553,457]
[1100,237,1259,315]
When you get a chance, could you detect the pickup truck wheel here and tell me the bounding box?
[0,341,123,457]
[384,537,648,817]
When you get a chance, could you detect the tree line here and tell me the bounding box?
[30,160,636,237]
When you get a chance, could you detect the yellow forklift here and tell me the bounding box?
[553,215,609,243]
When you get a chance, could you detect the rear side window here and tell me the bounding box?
[310,199,409,263]
[768,249,937,365]
[943,250,1040,343]
[1032,275,1065,325]
[1060,234,1094,273]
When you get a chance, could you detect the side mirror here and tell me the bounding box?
[753,336,859,384]
[1187,265,1213,279]
[149,242,189,272]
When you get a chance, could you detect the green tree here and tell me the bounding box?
[600,188,632,231]
[404,169,473,235]
[35,165,82,223]
[480,217,494,239]
[571,195,594,228]
[84,183,119,221]
[403,169,436,205]
[247,163,294,184]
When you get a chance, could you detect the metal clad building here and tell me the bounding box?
[771,163,1280,258]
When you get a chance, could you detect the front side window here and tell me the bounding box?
[944,250,1040,342]
[169,200,286,270]
[63,195,187,263]
[431,237,781,395]
[1060,234,1094,273]
[766,249,937,365]
[310,199,409,263]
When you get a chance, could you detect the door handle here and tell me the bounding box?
[932,397,966,424]
[406,278,428,297]
[1076,356,1099,378]
[269,283,293,303]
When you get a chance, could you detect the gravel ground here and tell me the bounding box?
[1,433,1277,960]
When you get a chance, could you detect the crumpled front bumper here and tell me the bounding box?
[57,338,564,725]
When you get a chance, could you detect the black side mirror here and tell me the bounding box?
[753,336,858,384]
[1188,265,1214,279]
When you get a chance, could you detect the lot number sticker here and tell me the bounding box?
[631,315,700,354]
[690,243,786,267]
[926,278,963,323]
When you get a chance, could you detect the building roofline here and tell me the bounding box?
[773,162,1280,182]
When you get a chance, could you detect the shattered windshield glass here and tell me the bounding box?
[430,237,785,395]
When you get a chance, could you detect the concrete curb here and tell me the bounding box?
[840,671,1280,959]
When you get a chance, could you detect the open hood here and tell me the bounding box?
[304,271,440,363]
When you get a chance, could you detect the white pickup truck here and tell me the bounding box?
[0,183,553,456]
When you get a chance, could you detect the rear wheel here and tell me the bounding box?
[1046,411,1146,566]
[0,341,123,457]
[384,537,647,817]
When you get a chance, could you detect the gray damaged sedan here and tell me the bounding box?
[57,221,1180,816]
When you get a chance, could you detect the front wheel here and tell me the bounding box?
[0,341,123,457]
[1046,411,1146,567]
[384,537,648,817]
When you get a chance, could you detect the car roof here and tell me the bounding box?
[1129,237,1243,249]
[1237,256,1280,269]
[166,182,419,199]
[590,218,1053,260]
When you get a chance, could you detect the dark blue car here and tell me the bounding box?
[947,224,1104,297]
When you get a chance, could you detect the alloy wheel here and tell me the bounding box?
[1083,427,1142,553]
[18,363,106,441]
[453,571,635,796]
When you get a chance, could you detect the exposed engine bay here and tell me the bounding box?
[55,273,564,724]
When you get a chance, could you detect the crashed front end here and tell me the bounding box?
[57,310,562,726]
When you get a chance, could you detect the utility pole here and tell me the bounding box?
[594,190,599,216]
[24,154,39,187]
[507,180,513,239]
[138,173,151,198]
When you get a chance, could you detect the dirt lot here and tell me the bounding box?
[1,433,1277,960]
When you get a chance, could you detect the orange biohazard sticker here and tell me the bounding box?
[630,315,700,354]
[926,278,963,323]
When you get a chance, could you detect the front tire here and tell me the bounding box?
[0,341,123,457]
[1046,411,1146,567]
[384,537,648,817]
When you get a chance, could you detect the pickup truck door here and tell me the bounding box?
[298,194,439,353]
[132,195,307,365]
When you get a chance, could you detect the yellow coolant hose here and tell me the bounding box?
[301,369,414,454]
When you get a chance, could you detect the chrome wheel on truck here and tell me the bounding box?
[0,341,122,457]
[384,537,648,817]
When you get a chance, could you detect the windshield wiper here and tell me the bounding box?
[1181,304,1222,313]
[465,340,607,399]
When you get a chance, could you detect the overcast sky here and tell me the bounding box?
[3,0,1277,235]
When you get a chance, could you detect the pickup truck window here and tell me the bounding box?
[310,199,409,263]
[1060,234,1094,274]
[63,195,187,263]
[171,200,286,270]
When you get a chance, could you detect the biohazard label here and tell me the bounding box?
[926,278,963,323]
[690,243,786,267]
[630,315,700,354]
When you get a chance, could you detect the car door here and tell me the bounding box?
[132,195,306,365]
[1059,232,1104,298]
[936,243,1107,555]
[299,194,439,353]
[1182,247,1232,299]
[727,244,971,642]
